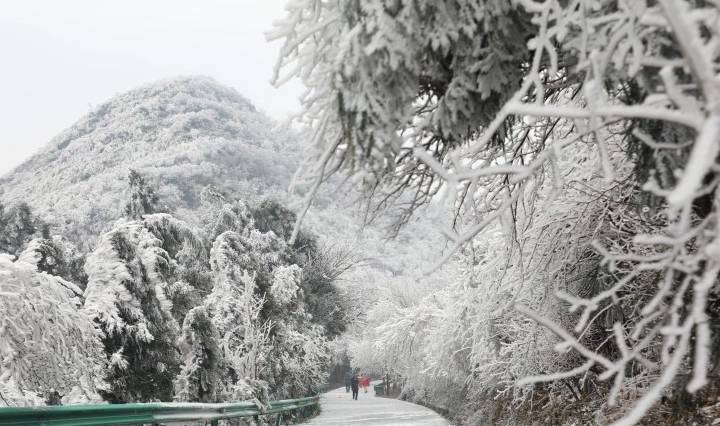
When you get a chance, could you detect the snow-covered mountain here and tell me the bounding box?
[0,76,297,242]
[0,73,455,408]
[0,76,447,284]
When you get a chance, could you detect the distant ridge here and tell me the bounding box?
[0,75,447,286]
[0,76,297,244]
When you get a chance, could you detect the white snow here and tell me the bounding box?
[304,384,448,426]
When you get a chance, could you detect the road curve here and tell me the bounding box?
[304,384,449,425]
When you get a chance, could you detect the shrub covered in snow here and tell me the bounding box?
[0,255,106,406]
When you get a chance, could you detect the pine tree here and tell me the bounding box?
[142,213,209,323]
[0,202,46,256]
[124,169,159,220]
[174,306,224,403]
[252,199,297,242]
[84,218,184,402]
[201,189,255,240]
[18,237,88,289]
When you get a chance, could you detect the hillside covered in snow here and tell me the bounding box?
[0,76,296,242]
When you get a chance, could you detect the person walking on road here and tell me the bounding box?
[351,373,360,400]
[344,371,352,393]
[360,374,370,393]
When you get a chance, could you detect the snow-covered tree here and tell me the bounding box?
[84,214,202,402]
[142,213,209,322]
[251,198,357,338]
[270,264,302,306]
[0,255,106,406]
[253,198,298,243]
[295,242,357,339]
[267,319,331,398]
[202,195,256,241]
[175,200,313,403]
[274,0,720,423]
[193,197,341,400]
[174,306,224,403]
[18,236,88,288]
[124,170,160,220]
[0,202,48,256]
[209,233,274,386]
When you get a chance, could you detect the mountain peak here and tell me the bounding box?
[47,75,256,153]
[109,76,256,113]
[0,77,294,246]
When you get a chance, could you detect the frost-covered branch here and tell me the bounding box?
[273,0,720,422]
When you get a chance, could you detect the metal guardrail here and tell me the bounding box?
[373,380,403,398]
[0,395,320,426]
[373,383,385,396]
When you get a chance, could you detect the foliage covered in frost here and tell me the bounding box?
[124,169,160,219]
[270,264,302,305]
[83,215,203,402]
[274,0,720,423]
[174,305,224,403]
[209,233,274,385]
[0,255,106,406]
[19,236,88,287]
[172,195,346,403]
[0,76,405,408]
[0,202,48,256]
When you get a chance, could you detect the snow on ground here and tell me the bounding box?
[304,384,449,425]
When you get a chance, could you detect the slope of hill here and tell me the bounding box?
[0,76,452,291]
[0,76,296,243]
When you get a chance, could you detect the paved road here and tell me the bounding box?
[304,384,449,425]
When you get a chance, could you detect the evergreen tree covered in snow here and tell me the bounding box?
[0,255,106,406]
[141,213,209,323]
[253,199,356,339]
[174,305,224,403]
[0,75,371,409]
[0,202,48,256]
[207,247,272,402]
[18,237,88,289]
[172,194,342,401]
[83,214,202,402]
[124,169,160,220]
[252,199,297,243]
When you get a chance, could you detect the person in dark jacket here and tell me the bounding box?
[344,371,352,393]
[351,373,360,400]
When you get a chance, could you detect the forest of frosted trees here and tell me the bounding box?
[1,0,719,425]
[268,0,720,424]
[0,173,354,407]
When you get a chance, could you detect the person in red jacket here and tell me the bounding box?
[360,374,370,393]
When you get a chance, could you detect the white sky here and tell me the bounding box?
[0,0,302,175]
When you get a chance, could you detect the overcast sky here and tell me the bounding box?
[0,0,302,175]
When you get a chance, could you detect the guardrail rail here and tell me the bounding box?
[0,395,320,426]
[373,383,385,396]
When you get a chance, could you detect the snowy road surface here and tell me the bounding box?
[304,384,449,425]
